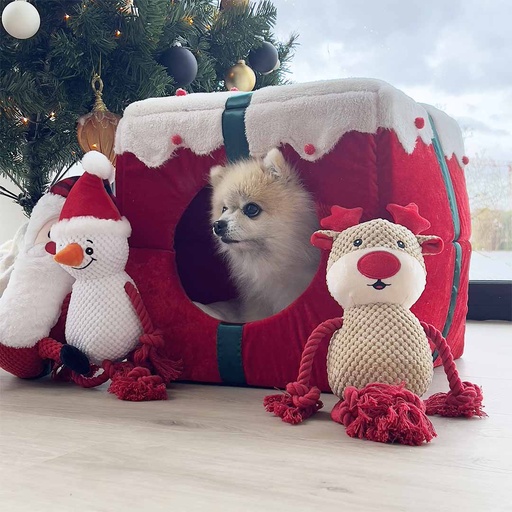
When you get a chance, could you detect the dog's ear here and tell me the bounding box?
[209,165,228,187]
[262,148,291,178]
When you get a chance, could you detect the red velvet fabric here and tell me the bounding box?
[116,127,470,391]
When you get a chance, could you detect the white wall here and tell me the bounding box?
[0,175,27,244]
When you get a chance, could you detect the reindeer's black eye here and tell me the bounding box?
[353,238,363,247]
[85,247,94,256]
[397,240,405,249]
[222,206,228,213]
[243,203,262,218]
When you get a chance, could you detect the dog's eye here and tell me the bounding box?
[397,240,405,249]
[353,238,363,247]
[222,206,228,213]
[243,203,261,218]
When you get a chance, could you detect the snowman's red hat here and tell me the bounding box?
[51,151,131,240]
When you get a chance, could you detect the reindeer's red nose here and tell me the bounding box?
[357,251,401,279]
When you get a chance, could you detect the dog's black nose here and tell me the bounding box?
[213,220,228,236]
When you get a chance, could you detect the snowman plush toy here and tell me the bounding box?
[48,151,180,401]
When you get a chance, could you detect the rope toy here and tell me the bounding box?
[39,151,181,401]
[264,203,485,445]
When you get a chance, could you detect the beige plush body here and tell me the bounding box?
[327,303,434,398]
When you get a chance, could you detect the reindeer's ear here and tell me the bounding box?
[209,165,228,187]
[417,235,444,255]
[262,148,291,178]
[311,230,339,250]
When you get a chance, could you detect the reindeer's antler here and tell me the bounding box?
[320,206,364,232]
[386,203,431,234]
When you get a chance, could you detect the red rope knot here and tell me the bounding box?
[285,382,321,407]
[140,331,165,349]
[127,366,152,379]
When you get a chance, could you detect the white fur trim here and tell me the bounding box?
[24,193,66,252]
[421,103,466,167]
[81,151,115,180]
[115,91,234,167]
[0,253,74,348]
[0,222,28,297]
[51,217,131,240]
[115,78,465,168]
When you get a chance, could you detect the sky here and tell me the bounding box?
[271,0,512,164]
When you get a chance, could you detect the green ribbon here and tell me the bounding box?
[216,93,253,385]
[428,114,463,360]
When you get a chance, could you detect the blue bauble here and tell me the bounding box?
[160,46,198,87]
[248,42,279,74]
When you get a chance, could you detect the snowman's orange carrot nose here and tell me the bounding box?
[54,243,84,267]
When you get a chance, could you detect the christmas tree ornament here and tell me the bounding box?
[224,60,256,92]
[159,45,198,87]
[248,41,279,74]
[263,58,280,75]
[220,0,249,10]
[1,0,40,40]
[121,0,139,17]
[76,74,121,166]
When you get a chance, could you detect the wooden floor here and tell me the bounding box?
[0,321,511,512]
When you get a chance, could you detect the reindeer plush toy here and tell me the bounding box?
[264,203,485,445]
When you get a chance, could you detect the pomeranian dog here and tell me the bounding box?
[196,148,320,323]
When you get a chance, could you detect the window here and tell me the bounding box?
[271,0,511,320]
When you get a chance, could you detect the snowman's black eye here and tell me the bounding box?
[353,238,363,247]
[85,247,94,256]
[397,240,405,249]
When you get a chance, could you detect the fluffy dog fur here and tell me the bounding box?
[197,148,320,323]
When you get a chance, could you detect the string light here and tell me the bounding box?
[64,14,70,20]
[21,117,29,124]
[185,16,193,25]
[115,30,122,37]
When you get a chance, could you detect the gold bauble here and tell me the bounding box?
[76,74,121,165]
[224,60,256,92]
[220,0,249,10]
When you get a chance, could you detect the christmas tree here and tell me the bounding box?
[0,0,297,215]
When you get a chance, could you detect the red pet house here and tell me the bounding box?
[114,78,470,391]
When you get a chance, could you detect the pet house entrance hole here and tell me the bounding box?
[175,186,238,307]
[174,185,321,321]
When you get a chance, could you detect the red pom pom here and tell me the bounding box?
[304,143,316,155]
[176,88,187,96]
[171,134,183,145]
[108,367,168,401]
[331,383,437,446]
[415,117,425,129]
[462,156,469,165]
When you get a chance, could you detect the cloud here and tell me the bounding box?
[272,0,512,94]
[456,117,509,137]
